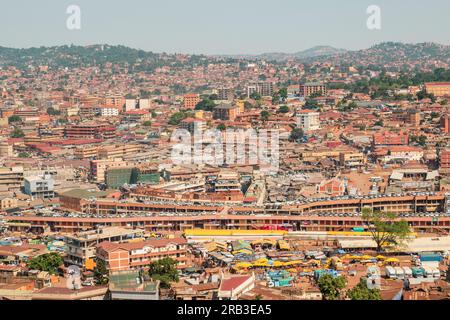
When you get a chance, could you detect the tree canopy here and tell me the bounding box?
[27,253,63,274]
[8,115,21,124]
[195,98,216,112]
[10,127,25,138]
[317,274,347,300]
[250,92,262,100]
[289,128,304,142]
[277,105,289,114]
[260,110,270,121]
[47,107,61,116]
[148,257,179,288]
[361,208,410,252]
[168,110,194,125]
[347,278,382,300]
[93,259,109,285]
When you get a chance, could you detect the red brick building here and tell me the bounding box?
[65,123,116,139]
[440,150,450,169]
[183,93,200,109]
[441,115,450,134]
[373,132,409,147]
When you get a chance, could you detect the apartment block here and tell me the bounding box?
[424,82,450,97]
[90,158,128,182]
[183,93,200,109]
[299,82,327,97]
[23,175,55,199]
[180,118,206,134]
[373,132,409,147]
[96,237,188,272]
[247,82,274,97]
[65,227,145,268]
[213,104,240,121]
[296,110,320,131]
[0,167,24,192]
[65,123,116,139]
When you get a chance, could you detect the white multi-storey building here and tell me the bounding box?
[296,109,320,131]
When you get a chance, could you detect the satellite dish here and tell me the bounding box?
[68,265,81,276]
[66,265,82,290]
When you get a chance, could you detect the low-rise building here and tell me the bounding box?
[96,237,188,271]
[64,227,145,268]
[23,175,55,199]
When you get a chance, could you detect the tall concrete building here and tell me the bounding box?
[247,82,274,98]
[217,87,235,101]
[296,110,320,131]
[183,93,200,109]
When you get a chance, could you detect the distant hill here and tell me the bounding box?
[220,46,347,61]
[303,42,450,69]
[0,42,448,72]
[0,44,218,71]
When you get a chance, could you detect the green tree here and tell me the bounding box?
[142,120,152,127]
[260,110,270,121]
[277,105,289,114]
[27,253,63,274]
[347,278,381,300]
[309,91,323,98]
[289,128,304,142]
[348,101,358,110]
[361,208,410,252]
[244,101,253,110]
[250,92,262,101]
[272,93,281,105]
[411,135,427,147]
[18,152,30,158]
[148,257,179,288]
[10,127,25,138]
[278,88,288,100]
[93,259,109,285]
[168,111,194,125]
[305,98,319,109]
[217,123,226,131]
[8,115,21,124]
[47,107,61,116]
[317,274,347,300]
[374,120,384,127]
[195,99,216,112]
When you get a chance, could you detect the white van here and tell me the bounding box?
[385,266,396,279]
[402,267,413,278]
[394,267,404,280]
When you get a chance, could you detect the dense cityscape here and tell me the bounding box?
[0,40,450,302]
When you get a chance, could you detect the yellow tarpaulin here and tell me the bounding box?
[234,262,253,269]
[272,261,284,267]
[277,240,290,250]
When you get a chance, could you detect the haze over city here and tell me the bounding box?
[0,0,450,307]
[1,0,450,54]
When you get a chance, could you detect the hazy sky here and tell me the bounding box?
[1,0,449,54]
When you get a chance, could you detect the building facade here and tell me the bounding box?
[96,237,188,271]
